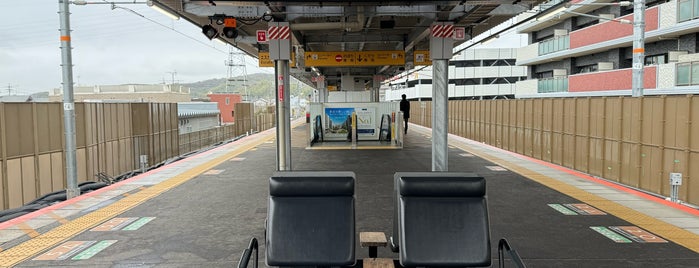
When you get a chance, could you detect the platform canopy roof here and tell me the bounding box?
[151,0,545,87]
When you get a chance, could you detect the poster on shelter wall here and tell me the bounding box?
[356,108,375,136]
[324,107,354,140]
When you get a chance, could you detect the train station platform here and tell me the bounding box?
[1,120,698,267]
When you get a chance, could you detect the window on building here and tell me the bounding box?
[536,71,553,79]
[644,54,667,66]
[675,62,699,86]
[577,64,598,74]
[678,0,699,22]
[575,19,599,30]
[453,60,480,67]
[451,79,479,86]
[225,97,230,105]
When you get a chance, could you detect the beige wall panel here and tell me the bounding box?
[0,161,4,210]
[621,98,641,142]
[458,101,464,138]
[552,99,564,132]
[449,102,455,137]
[36,104,61,153]
[589,98,605,138]
[84,104,96,146]
[605,98,622,141]
[575,98,590,137]
[481,101,487,143]
[541,131,552,162]
[38,154,53,196]
[575,136,589,172]
[642,97,664,146]
[506,103,515,152]
[551,132,563,165]
[104,141,118,176]
[171,131,179,157]
[691,96,699,151]
[666,96,690,148]
[620,143,640,187]
[532,99,543,130]
[75,103,87,148]
[563,99,576,135]
[21,157,37,205]
[76,148,88,182]
[588,138,604,176]
[494,101,503,148]
[639,146,663,193]
[51,152,65,191]
[49,104,63,151]
[688,152,699,205]
[504,101,514,151]
[132,104,150,136]
[604,140,620,181]
[562,134,576,168]
[542,98,553,132]
[5,104,34,157]
[7,159,23,208]
[489,101,498,145]
[119,104,130,139]
[516,100,525,154]
[533,130,545,160]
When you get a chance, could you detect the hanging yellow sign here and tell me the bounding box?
[258,52,296,67]
[304,51,405,67]
[414,50,432,66]
[327,85,338,91]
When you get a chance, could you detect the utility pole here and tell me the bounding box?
[59,0,80,199]
[166,71,177,85]
[631,0,646,97]
[225,45,249,101]
[6,84,13,96]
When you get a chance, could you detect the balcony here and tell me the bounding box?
[568,66,657,92]
[539,35,570,56]
[569,6,659,49]
[538,77,569,93]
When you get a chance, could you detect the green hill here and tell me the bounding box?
[184,73,313,101]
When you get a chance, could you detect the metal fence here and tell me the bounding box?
[409,95,699,206]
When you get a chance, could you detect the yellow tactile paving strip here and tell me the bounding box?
[451,141,699,254]
[0,132,274,268]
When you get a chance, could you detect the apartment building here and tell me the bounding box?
[516,0,699,97]
[385,48,527,101]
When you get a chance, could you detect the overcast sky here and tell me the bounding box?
[0,1,268,95]
[0,1,525,95]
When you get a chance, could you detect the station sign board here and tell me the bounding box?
[414,50,432,66]
[304,51,405,67]
[258,52,296,67]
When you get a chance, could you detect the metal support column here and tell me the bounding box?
[372,75,381,102]
[317,80,326,103]
[269,21,292,170]
[275,60,291,170]
[432,60,449,171]
[429,22,453,172]
[59,0,80,198]
[631,0,646,97]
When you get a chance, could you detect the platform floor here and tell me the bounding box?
[1,122,698,267]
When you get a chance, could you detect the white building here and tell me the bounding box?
[385,48,527,101]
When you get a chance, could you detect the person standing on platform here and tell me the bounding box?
[399,94,410,134]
